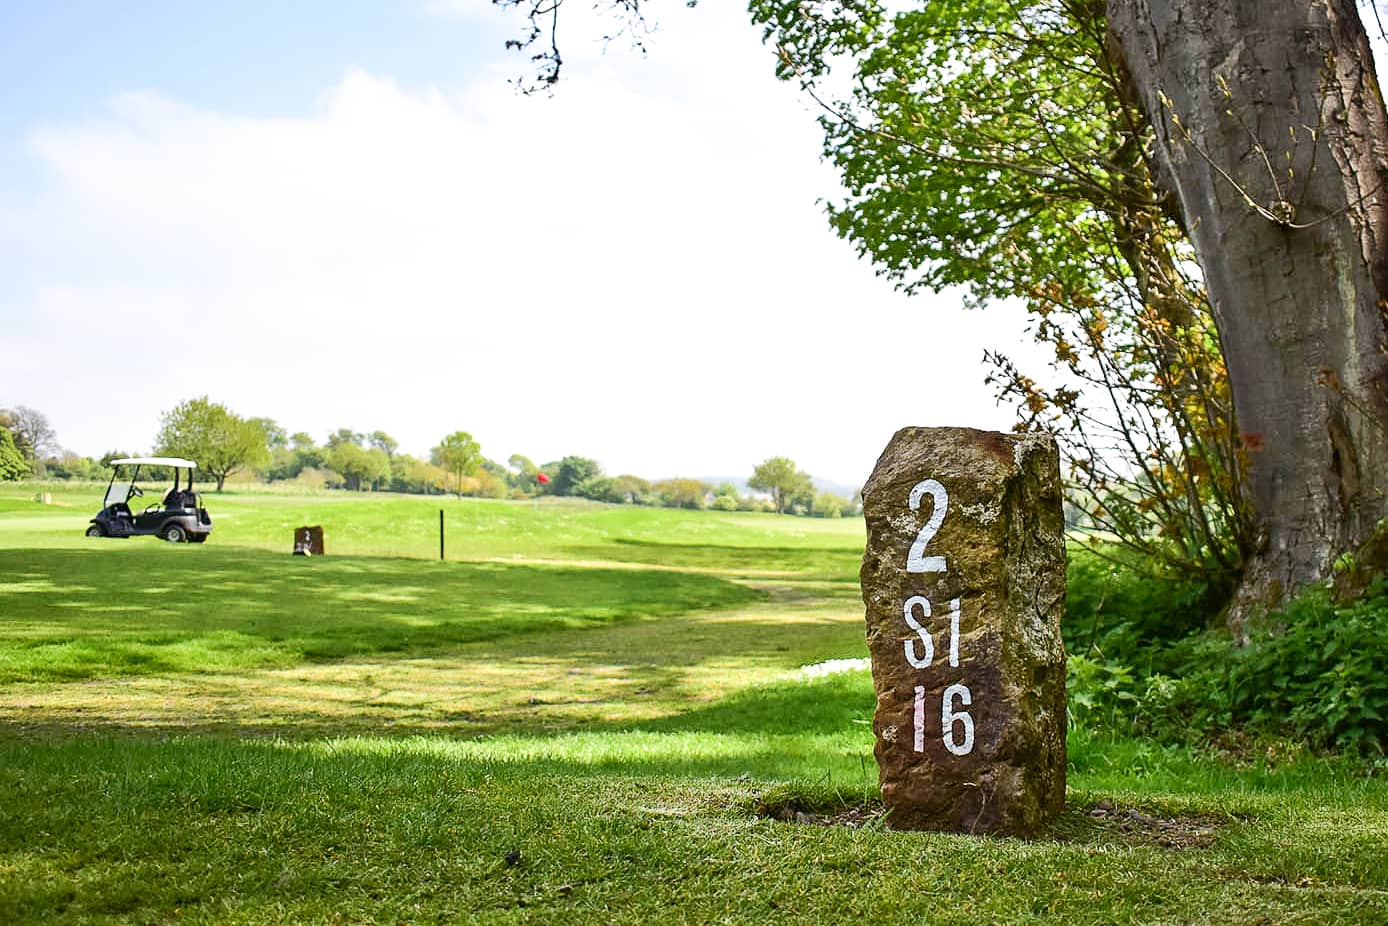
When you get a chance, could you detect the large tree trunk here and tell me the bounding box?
[1107,0,1388,632]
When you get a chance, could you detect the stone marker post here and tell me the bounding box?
[293,525,325,557]
[861,427,1066,835]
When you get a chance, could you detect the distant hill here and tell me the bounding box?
[686,475,862,500]
[810,476,863,500]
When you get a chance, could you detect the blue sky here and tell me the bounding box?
[0,2,502,122]
[19,4,1376,483]
[0,1,510,297]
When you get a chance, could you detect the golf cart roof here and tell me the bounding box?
[109,457,198,469]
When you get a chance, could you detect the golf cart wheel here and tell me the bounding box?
[85,524,105,538]
[162,524,188,543]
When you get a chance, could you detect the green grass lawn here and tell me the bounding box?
[1,484,1386,923]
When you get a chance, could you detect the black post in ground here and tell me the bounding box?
[439,509,444,562]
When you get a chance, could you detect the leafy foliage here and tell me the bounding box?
[0,405,57,460]
[0,428,28,481]
[605,474,655,505]
[326,440,391,492]
[543,455,603,497]
[248,418,288,450]
[1064,544,1223,666]
[154,396,270,491]
[1065,544,1388,755]
[433,431,483,497]
[367,430,398,459]
[751,0,1254,592]
[1065,653,1140,733]
[811,491,853,518]
[748,456,813,514]
[652,478,710,509]
[1185,584,1388,754]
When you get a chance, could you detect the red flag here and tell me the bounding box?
[536,471,550,485]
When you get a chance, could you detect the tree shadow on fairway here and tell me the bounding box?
[0,593,874,748]
[562,538,863,580]
[631,669,875,737]
[0,675,886,824]
[0,607,871,743]
[0,546,762,682]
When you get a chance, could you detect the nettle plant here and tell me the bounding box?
[1223,583,1388,754]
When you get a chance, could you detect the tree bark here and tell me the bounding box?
[1107,0,1388,631]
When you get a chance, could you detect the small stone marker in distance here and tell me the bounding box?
[861,426,1067,836]
[293,525,325,557]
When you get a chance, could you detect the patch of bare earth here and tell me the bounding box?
[756,797,1225,847]
[760,801,889,829]
[1076,799,1223,849]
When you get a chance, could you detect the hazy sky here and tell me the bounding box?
[7,3,1379,485]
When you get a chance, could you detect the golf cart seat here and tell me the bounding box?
[163,489,193,510]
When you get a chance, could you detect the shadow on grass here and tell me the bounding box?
[0,608,872,745]
[562,538,862,579]
[0,546,763,682]
[1,711,1381,857]
[5,664,876,742]
[3,728,1385,926]
[5,661,1388,926]
[0,673,880,822]
[637,670,874,736]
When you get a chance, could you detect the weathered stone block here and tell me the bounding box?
[861,426,1066,835]
[293,525,325,556]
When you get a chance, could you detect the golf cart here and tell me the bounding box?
[86,457,213,543]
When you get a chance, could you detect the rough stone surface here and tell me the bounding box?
[293,525,325,556]
[861,426,1066,836]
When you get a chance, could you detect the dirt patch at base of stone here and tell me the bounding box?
[755,797,1225,848]
[759,800,889,829]
[1060,800,1225,849]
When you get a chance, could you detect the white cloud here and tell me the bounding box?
[0,7,1045,484]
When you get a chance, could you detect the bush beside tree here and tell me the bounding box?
[1064,544,1388,756]
[0,428,28,481]
[653,478,710,510]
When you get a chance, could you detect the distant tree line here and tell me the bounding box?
[2,399,860,517]
[0,405,105,482]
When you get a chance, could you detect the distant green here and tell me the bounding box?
[0,484,854,683]
[0,546,763,682]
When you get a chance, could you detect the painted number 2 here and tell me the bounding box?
[906,479,948,573]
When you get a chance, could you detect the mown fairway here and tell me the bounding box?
[1,484,1385,924]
